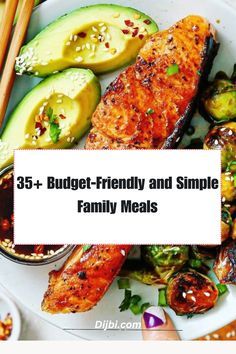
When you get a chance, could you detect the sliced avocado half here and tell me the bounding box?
[0,68,101,169]
[15,4,158,76]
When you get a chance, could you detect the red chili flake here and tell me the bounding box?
[124,19,134,27]
[59,114,66,119]
[1,219,10,232]
[144,19,151,25]
[34,245,45,255]
[105,42,110,48]
[35,122,47,136]
[132,28,139,37]
[139,34,144,40]
[78,32,87,38]
[122,29,130,35]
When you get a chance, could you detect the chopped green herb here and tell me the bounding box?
[167,63,179,76]
[83,245,92,252]
[189,259,202,269]
[217,283,228,296]
[119,289,132,312]
[130,304,141,315]
[130,295,142,305]
[117,278,130,289]
[187,314,194,319]
[141,302,151,313]
[234,173,236,187]
[146,108,155,115]
[47,107,61,143]
[49,122,61,143]
[197,70,202,76]
[158,288,167,307]
[226,160,236,172]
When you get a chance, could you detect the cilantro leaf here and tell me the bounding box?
[83,245,92,253]
[49,122,61,143]
[119,289,132,312]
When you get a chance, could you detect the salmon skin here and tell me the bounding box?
[42,245,132,313]
[86,15,218,149]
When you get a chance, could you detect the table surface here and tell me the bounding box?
[0,0,236,341]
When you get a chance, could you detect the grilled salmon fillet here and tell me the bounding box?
[86,15,218,149]
[42,245,132,313]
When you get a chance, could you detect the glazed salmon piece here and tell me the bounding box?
[42,245,132,313]
[86,15,218,149]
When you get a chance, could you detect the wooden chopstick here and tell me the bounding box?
[0,0,19,73]
[0,0,35,129]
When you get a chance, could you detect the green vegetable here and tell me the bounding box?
[143,245,189,268]
[117,278,130,289]
[189,259,202,269]
[82,245,92,252]
[141,302,151,313]
[129,304,142,315]
[158,288,167,307]
[119,289,132,312]
[200,65,236,123]
[130,295,142,305]
[234,173,236,187]
[203,122,236,171]
[47,107,61,143]
[146,108,155,115]
[167,63,179,76]
[216,283,228,296]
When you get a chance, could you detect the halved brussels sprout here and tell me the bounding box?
[166,271,218,316]
[190,246,216,261]
[204,122,236,171]
[200,65,236,123]
[142,245,189,267]
[214,240,236,284]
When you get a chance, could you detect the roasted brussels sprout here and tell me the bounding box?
[166,271,218,316]
[141,246,189,284]
[120,268,162,286]
[142,246,189,267]
[221,172,236,202]
[221,206,233,242]
[214,240,236,284]
[200,65,236,123]
[204,122,236,171]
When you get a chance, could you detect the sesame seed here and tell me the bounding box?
[101,26,107,32]
[75,56,83,63]
[82,44,86,50]
[25,133,30,139]
[113,12,120,18]
[92,44,96,52]
[73,35,78,41]
[69,34,73,41]
[140,27,146,33]
[182,292,187,298]
[86,43,91,50]
[66,41,71,46]
[56,99,63,104]
[76,46,81,52]
[204,292,211,297]
[32,141,37,146]
[120,249,126,256]
[212,333,219,339]
[191,296,196,302]
[91,37,98,43]
[67,137,71,143]
[92,26,98,32]
[134,13,141,20]
[110,48,117,55]
[99,23,105,27]
[205,335,211,340]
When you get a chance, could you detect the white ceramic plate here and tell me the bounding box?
[0,291,21,340]
[0,0,236,341]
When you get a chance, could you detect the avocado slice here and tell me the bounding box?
[15,4,158,76]
[0,68,101,169]
[0,0,41,25]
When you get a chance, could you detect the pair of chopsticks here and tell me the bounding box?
[0,0,35,130]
